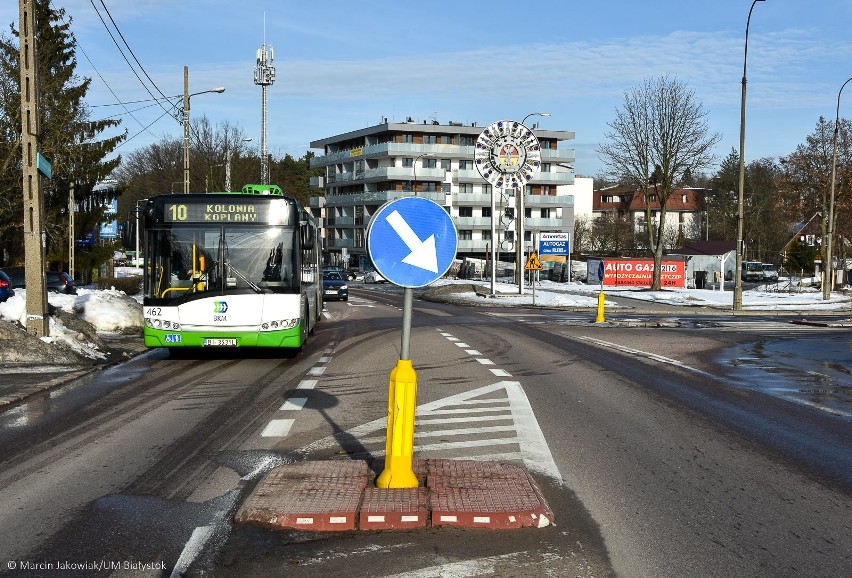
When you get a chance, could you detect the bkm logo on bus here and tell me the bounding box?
[213,301,229,314]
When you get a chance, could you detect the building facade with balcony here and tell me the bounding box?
[308,119,576,269]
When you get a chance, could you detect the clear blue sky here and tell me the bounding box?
[3,0,852,178]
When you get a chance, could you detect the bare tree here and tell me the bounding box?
[598,76,721,289]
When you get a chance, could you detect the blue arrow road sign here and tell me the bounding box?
[367,197,458,288]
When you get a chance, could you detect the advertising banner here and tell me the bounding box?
[587,258,686,288]
[538,232,570,256]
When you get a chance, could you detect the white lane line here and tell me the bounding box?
[296,379,317,389]
[490,368,512,377]
[422,407,511,415]
[279,397,308,411]
[307,366,327,376]
[455,342,471,348]
[476,358,495,365]
[575,335,713,376]
[261,419,295,437]
[415,415,514,425]
[318,356,332,363]
[171,526,214,578]
[446,337,460,342]
[465,349,482,355]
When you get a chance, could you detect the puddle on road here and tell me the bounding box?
[720,335,852,419]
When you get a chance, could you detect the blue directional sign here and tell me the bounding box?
[538,232,570,256]
[367,197,458,288]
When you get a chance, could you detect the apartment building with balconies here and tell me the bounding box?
[308,118,577,269]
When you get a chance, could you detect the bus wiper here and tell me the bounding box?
[226,263,266,294]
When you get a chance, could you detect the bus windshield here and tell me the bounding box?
[146,224,298,303]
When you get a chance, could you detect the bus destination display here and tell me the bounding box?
[164,200,291,224]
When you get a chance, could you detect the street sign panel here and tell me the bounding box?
[367,197,458,288]
[538,232,570,256]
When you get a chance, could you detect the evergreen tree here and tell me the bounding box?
[0,0,124,269]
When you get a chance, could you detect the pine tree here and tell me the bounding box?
[0,0,125,269]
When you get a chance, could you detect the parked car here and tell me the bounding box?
[761,263,779,283]
[5,268,77,295]
[321,270,348,301]
[0,269,15,302]
[364,270,387,284]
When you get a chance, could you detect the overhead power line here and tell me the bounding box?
[89,0,178,123]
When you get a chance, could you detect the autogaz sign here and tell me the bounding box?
[538,232,570,256]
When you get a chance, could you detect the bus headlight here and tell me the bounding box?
[261,318,299,331]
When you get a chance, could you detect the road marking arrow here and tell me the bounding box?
[386,210,438,273]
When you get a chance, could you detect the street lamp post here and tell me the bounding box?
[823,76,852,300]
[182,66,225,194]
[516,113,550,295]
[411,153,434,197]
[734,0,764,311]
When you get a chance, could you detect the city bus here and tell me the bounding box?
[141,184,321,350]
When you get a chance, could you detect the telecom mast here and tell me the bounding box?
[253,39,275,184]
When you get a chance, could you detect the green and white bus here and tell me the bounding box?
[141,184,321,350]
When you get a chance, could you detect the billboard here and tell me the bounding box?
[587,258,686,288]
[99,198,119,239]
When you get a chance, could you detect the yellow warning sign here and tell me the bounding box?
[524,251,543,271]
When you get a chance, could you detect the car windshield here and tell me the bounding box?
[323,272,342,281]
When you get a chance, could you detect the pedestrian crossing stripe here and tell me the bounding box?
[296,381,562,482]
[524,251,543,271]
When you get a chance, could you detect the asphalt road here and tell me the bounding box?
[0,287,849,577]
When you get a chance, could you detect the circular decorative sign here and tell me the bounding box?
[474,120,542,189]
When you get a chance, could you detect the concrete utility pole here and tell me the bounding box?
[19,0,49,337]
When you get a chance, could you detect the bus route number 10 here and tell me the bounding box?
[168,204,188,221]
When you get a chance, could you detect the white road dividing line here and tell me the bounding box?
[575,335,713,376]
[490,368,512,377]
[465,349,482,355]
[296,379,317,389]
[261,419,295,437]
[307,366,327,376]
[476,358,495,365]
[279,397,308,411]
[171,526,214,578]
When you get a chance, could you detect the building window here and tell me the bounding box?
[424,158,437,169]
[402,157,413,168]
[482,184,492,195]
[459,230,473,241]
[423,135,436,144]
[422,182,438,192]
[460,136,473,146]
[440,135,451,144]
[525,208,532,218]
[459,159,473,170]
[481,207,492,218]
[541,163,551,172]
[459,206,473,217]
[441,158,451,170]
[541,185,551,195]
[541,208,551,218]
[402,134,413,143]
[504,207,515,219]
[458,183,473,194]
[482,230,491,241]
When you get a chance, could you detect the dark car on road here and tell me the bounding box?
[6,269,78,295]
[322,270,348,301]
[0,269,15,302]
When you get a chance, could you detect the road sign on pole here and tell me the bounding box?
[368,197,458,489]
[367,197,458,289]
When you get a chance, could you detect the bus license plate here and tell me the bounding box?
[204,338,237,347]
